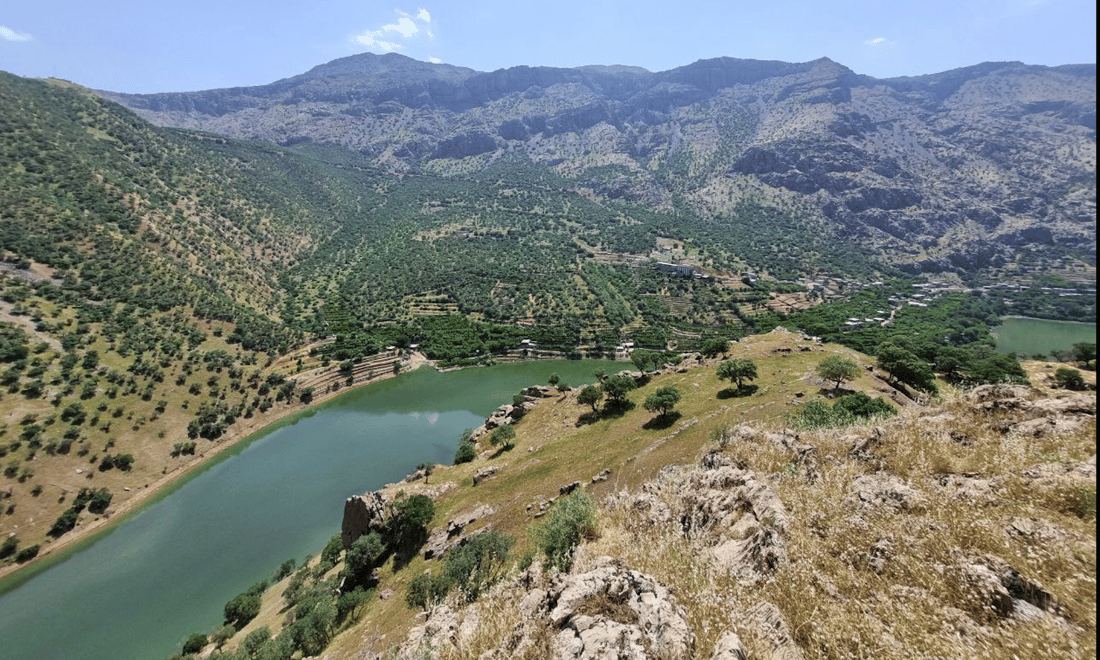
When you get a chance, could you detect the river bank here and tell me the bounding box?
[0,350,435,588]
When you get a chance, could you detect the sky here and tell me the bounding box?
[0,0,1095,94]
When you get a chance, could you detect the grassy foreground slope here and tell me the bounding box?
[198,330,1094,660]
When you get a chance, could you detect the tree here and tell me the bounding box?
[344,532,385,589]
[489,423,516,450]
[816,355,860,392]
[644,386,681,417]
[601,374,637,404]
[1054,367,1087,391]
[387,494,435,551]
[631,349,662,373]
[182,633,208,655]
[547,373,560,386]
[716,358,757,390]
[876,342,937,393]
[1072,342,1096,368]
[700,337,729,358]
[577,384,603,413]
[224,590,262,629]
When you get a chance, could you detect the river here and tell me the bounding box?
[991,317,1096,357]
[0,359,620,660]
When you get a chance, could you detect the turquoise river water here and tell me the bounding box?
[0,359,619,660]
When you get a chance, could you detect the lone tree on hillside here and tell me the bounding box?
[1072,342,1096,369]
[644,386,681,417]
[489,424,516,450]
[577,384,603,413]
[717,358,757,390]
[601,374,637,406]
[816,355,860,392]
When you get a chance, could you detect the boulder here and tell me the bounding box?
[546,558,696,659]
[341,491,388,549]
[473,465,501,486]
[844,473,927,513]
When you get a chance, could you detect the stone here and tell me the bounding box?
[560,481,582,496]
[546,558,696,659]
[423,504,495,560]
[473,465,501,486]
[341,490,388,548]
[844,473,926,513]
[591,468,611,482]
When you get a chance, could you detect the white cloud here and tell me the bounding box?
[864,37,889,46]
[353,8,435,56]
[0,25,33,42]
[383,16,419,38]
[355,31,403,52]
[429,57,442,64]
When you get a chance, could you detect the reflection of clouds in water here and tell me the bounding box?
[409,411,439,425]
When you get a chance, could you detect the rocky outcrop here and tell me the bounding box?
[844,472,927,513]
[622,447,790,582]
[422,505,495,560]
[341,491,388,549]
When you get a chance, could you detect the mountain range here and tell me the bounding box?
[102,53,1097,278]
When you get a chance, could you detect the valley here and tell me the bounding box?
[0,49,1094,660]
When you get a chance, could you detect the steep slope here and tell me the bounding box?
[194,332,1096,660]
[102,54,1097,280]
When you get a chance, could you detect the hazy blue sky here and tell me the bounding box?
[1,0,1095,93]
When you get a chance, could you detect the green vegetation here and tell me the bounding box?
[644,385,682,417]
[816,355,860,392]
[716,358,757,391]
[533,490,597,572]
[223,582,266,630]
[1054,367,1087,391]
[406,530,515,608]
[788,392,897,430]
[489,424,516,450]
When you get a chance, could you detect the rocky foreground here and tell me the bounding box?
[368,382,1095,660]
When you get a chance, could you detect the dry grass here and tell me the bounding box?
[286,337,1096,660]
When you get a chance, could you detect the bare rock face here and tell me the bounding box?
[709,631,749,660]
[954,553,1059,619]
[744,601,805,660]
[623,451,790,582]
[844,472,927,513]
[544,558,696,660]
[341,490,388,549]
[422,504,495,560]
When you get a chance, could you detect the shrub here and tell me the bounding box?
[344,532,385,589]
[833,392,897,419]
[386,494,434,551]
[534,490,597,572]
[443,531,514,603]
[1054,367,1087,391]
[182,632,208,654]
[453,438,477,464]
[405,572,450,610]
[15,544,38,562]
[0,535,17,559]
[320,533,343,565]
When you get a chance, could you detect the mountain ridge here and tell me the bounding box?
[97,52,1096,280]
